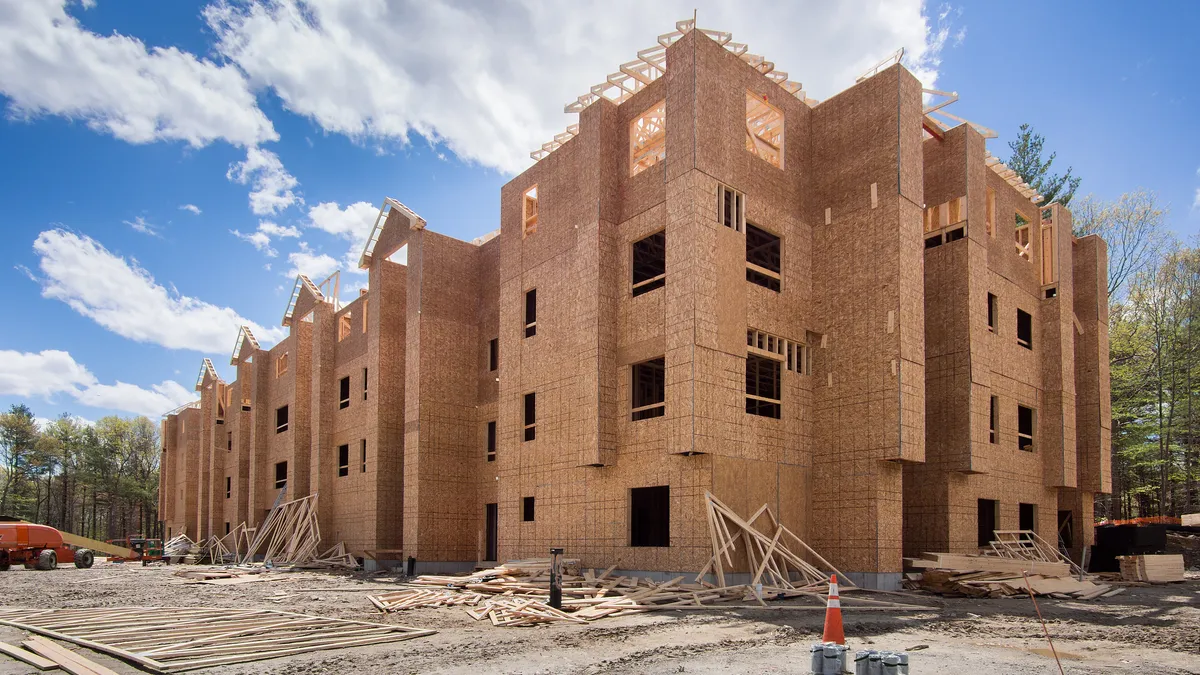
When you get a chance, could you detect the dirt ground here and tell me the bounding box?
[0,562,1197,674]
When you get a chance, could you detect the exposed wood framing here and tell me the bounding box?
[358,197,426,269]
[230,325,261,366]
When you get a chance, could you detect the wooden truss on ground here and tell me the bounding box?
[239,493,356,568]
[985,529,1084,577]
[0,607,433,673]
[699,492,853,590]
[533,17,813,162]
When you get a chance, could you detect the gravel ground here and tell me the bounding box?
[0,562,1197,674]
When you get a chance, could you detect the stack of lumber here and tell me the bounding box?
[4,636,121,674]
[1180,512,1200,527]
[908,552,1070,576]
[368,561,936,627]
[1118,554,1185,583]
[986,530,1085,576]
[912,569,1121,600]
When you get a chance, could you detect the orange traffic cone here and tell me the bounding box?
[822,574,845,645]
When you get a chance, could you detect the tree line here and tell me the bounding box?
[1009,125,1194,520]
[0,405,161,541]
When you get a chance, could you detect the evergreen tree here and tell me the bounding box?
[1006,123,1081,206]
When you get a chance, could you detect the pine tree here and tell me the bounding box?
[1006,123,1081,206]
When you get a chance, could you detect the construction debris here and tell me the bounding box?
[0,607,433,673]
[911,569,1121,600]
[0,640,59,671]
[238,493,357,569]
[367,559,936,627]
[22,635,120,675]
[1118,554,1185,583]
[907,552,1070,577]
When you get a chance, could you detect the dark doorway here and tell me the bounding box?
[1057,510,1074,550]
[631,486,670,547]
[1019,503,1036,532]
[485,503,498,562]
[977,498,998,547]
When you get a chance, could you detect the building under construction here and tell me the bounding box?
[159,19,1110,589]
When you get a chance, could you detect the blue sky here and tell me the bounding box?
[0,0,1196,422]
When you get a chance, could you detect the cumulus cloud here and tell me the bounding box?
[226,146,301,215]
[306,200,377,270]
[32,228,285,352]
[179,204,202,215]
[124,215,160,237]
[285,241,340,281]
[202,0,954,174]
[0,349,192,417]
[231,219,300,257]
[0,0,276,148]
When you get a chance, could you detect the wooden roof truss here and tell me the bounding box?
[359,197,426,269]
[229,325,261,366]
[281,275,323,327]
[985,152,1043,203]
[162,400,201,418]
[533,18,811,162]
[195,358,218,392]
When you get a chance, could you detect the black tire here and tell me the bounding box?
[36,549,57,571]
[74,549,94,569]
[0,552,9,571]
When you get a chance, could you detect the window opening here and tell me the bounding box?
[989,396,999,444]
[524,289,537,337]
[523,186,538,237]
[1019,503,1036,532]
[746,354,781,419]
[719,185,745,232]
[1016,309,1032,349]
[276,353,288,378]
[274,461,287,489]
[523,392,536,442]
[1015,211,1031,261]
[978,499,998,547]
[486,421,497,462]
[1018,405,1035,451]
[631,485,670,547]
[745,92,784,168]
[275,405,289,433]
[338,314,352,342]
[225,476,231,499]
[631,231,666,297]
[522,496,535,522]
[632,357,666,421]
[630,100,666,176]
[987,293,997,332]
[363,368,369,400]
[945,227,965,242]
[986,187,996,236]
[488,338,499,371]
[339,376,350,409]
[361,439,367,473]
[338,444,349,477]
[746,223,781,292]
[924,234,943,249]
[227,431,232,452]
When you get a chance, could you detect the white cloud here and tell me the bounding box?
[0,0,276,148]
[231,219,301,257]
[0,349,192,417]
[226,146,301,215]
[306,200,377,270]
[124,215,160,237]
[203,0,954,175]
[285,241,340,281]
[179,203,202,215]
[32,228,286,352]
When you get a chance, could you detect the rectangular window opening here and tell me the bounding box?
[987,293,997,332]
[227,431,232,452]
[945,227,965,242]
[339,376,350,409]
[523,185,538,237]
[361,439,367,473]
[488,338,499,371]
[1018,405,1035,451]
[522,496,535,522]
[630,100,666,176]
[924,234,943,249]
[746,353,781,419]
[523,392,536,442]
[524,289,537,338]
[338,313,352,342]
[745,223,781,292]
[978,498,998,547]
[631,485,670,547]
[632,357,666,421]
[274,461,287,490]
[989,395,999,444]
[275,405,289,433]
[745,92,784,168]
[1015,211,1031,261]
[986,187,996,236]
[363,367,369,400]
[225,522,230,535]
[1019,503,1036,533]
[275,353,288,378]
[486,420,497,462]
[338,444,349,477]
[225,476,231,499]
[631,231,666,297]
[1045,287,1057,299]
[1016,309,1032,349]
[719,185,745,233]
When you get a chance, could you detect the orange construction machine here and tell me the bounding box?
[0,522,94,571]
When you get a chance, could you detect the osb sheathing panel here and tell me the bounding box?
[1058,487,1097,561]
[309,301,338,540]
[162,408,200,537]
[1073,235,1112,493]
[370,260,407,550]
[808,64,925,574]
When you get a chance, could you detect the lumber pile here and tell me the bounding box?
[911,569,1120,600]
[0,607,433,673]
[1118,554,1185,583]
[907,552,1070,576]
[1181,512,1200,527]
[19,635,121,675]
[368,559,936,627]
[238,493,357,569]
[163,533,198,559]
[699,492,852,589]
[986,530,1085,576]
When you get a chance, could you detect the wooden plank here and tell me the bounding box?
[0,641,60,671]
[22,637,120,675]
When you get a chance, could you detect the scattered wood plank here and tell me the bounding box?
[1117,554,1185,583]
[0,641,60,671]
[22,636,120,675]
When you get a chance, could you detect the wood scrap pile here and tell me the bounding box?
[238,493,357,569]
[163,533,199,561]
[985,530,1085,576]
[198,522,254,564]
[912,569,1122,600]
[1118,554,1185,583]
[699,491,853,590]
